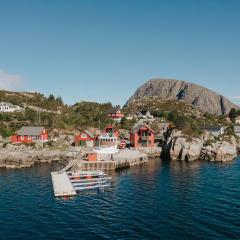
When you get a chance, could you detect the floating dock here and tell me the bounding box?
[51,170,111,197]
[51,172,76,197]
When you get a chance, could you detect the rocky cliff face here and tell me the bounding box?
[126,79,238,115]
[162,130,238,162]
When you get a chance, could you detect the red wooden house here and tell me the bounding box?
[107,106,124,122]
[130,124,155,148]
[11,127,48,143]
[74,130,96,147]
[103,124,119,138]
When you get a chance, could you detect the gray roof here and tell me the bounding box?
[17,127,44,136]
[0,102,17,108]
[132,124,155,134]
[200,126,223,132]
[107,106,121,114]
[234,126,240,133]
[158,122,169,129]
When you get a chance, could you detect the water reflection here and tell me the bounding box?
[1,158,240,239]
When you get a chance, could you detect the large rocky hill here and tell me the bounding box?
[126,79,238,115]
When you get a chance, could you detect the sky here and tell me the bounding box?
[0,0,240,106]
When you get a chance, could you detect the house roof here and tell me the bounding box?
[200,126,223,131]
[17,127,45,136]
[132,124,155,134]
[139,110,148,115]
[0,102,18,108]
[234,126,240,133]
[158,122,169,129]
[107,106,121,114]
[83,130,95,139]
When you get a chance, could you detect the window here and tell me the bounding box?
[81,133,87,138]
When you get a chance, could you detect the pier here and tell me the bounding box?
[50,149,153,196]
[51,172,76,197]
[51,170,111,197]
[80,149,149,171]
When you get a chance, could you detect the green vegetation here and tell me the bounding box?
[71,101,113,129]
[0,90,118,138]
[0,90,66,111]
[124,96,230,137]
[0,91,235,139]
[118,117,137,131]
[229,108,240,123]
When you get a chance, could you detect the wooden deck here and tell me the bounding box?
[51,172,76,197]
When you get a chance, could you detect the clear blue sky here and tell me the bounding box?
[0,0,239,105]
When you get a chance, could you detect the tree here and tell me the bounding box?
[229,108,237,122]
[48,94,55,101]
[56,96,63,104]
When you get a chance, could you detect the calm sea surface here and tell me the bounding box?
[0,158,240,240]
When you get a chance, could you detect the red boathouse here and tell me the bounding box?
[11,127,49,143]
[130,124,155,148]
[74,130,96,147]
[107,106,124,122]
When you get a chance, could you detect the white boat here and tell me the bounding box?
[93,133,119,155]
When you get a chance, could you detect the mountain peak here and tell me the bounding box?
[126,78,238,115]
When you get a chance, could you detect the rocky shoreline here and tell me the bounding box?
[162,130,238,162]
[0,130,239,168]
[0,143,77,168]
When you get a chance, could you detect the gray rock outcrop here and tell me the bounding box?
[170,137,203,161]
[0,143,79,168]
[201,141,237,162]
[162,127,238,162]
[126,79,238,115]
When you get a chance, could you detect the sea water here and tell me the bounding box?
[0,158,240,239]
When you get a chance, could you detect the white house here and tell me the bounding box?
[200,126,225,137]
[0,102,22,113]
[138,111,154,120]
[235,116,240,125]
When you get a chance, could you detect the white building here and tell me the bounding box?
[235,116,240,125]
[201,126,225,137]
[0,102,22,113]
[138,110,154,119]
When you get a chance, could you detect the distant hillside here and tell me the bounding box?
[124,96,202,117]
[0,90,65,112]
[126,79,238,115]
[71,101,113,128]
[124,96,229,136]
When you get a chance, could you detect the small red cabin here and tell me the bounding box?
[11,127,48,143]
[130,124,155,148]
[107,106,124,122]
[75,130,96,147]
